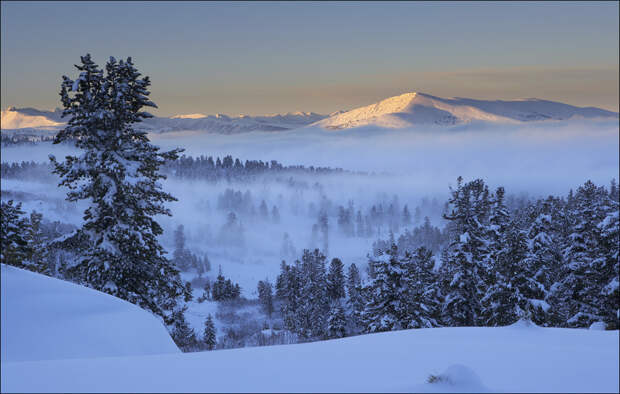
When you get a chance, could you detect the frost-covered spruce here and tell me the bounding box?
[257,279,274,318]
[597,187,619,329]
[480,223,531,326]
[345,263,365,333]
[403,247,441,328]
[0,200,32,268]
[297,249,329,339]
[326,257,346,302]
[553,181,607,327]
[203,314,217,350]
[439,177,490,327]
[326,301,347,339]
[49,54,188,321]
[362,244,408,332]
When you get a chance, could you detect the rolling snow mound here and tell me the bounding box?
[0,264,180,362]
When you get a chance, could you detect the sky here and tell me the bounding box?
[1,1,618,116]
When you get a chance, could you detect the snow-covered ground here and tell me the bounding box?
[1,245,618,393]
[0,264,180,362]
[2,319,618,393]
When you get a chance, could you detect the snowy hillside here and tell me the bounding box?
[1,106,326,134]
[0,264,180,362]
[2,319,618,393]
[316,92,619,129]
[1,107,64,129]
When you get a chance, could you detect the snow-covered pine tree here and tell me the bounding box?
[49,54,189,321]
[597,189,619,329]
[203,314,217,350]
[281,260,302,334]
[257,279,274,318]
[361,244,408,332]
[172,224,193,271]
[553,181,607,327]
[170,306,199,352]
[326,257,346,302]
[480,223,531,326]
[345,263,364,333]
[326,301,347,339]
[297,249,329,339]
[439,177,490,327]
[523,199,561,325]
[0,200,32,268]
[25,211,50,274]
[403,247,441,328]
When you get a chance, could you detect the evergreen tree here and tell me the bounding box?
[402,204,412,226]
[346,263,364,332]
[361,244,408,332]
[524,200,561,325]
[170,306,199,352]
[403,247,441,328]
[480,224,532,326]
[0,200,32,268]
[203,314,217,350]
[257,279,274,318]
[326,257,346,302]
[597,194,619,329]
[554,181,606,327]
[172,224,193,271]
[439,177,490,327]
[49,54,188,321]
[25,211,49,273]
[326,301,347,339]
[296,249,329,339]
[318,212,329,256]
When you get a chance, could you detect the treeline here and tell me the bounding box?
[162,154,348,181]
[0,133,57,146]
[1,154,349,183]
[271,178,619,343]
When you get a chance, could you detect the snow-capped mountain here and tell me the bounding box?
[0,106,326,134]
[139,111,326,134]
[1,107,64,130]
[2,93,617,134]
[315,92,619,129]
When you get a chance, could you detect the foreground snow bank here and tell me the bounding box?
[1,264,179,362]
[2,319,618,393]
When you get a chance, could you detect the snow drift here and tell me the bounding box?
[2,321,618,392]
[0,264,180,362]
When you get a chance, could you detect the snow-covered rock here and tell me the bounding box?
[315,92,619,129]
[0,264,180,362]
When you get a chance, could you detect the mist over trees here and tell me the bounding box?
[1,53,617,355]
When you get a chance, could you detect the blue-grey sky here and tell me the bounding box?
[1,1,618,116]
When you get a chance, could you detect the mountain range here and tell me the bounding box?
[2,92,617,134]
